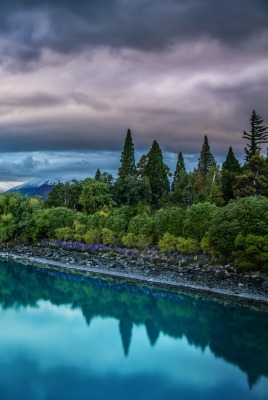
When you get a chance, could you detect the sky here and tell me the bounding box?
[0,0,268,188]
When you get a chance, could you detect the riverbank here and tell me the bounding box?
[1,243,268,309]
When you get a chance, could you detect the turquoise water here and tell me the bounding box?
[0,261,267,400]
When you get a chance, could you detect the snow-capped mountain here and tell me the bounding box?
[8,178,69,200]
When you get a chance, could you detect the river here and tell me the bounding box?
[0,260,267,400]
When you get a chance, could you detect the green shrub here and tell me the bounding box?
[232,233,268,269]
[122,233,152,249]
[200,234,219,257]
[87,212,107,230]
[105,209,129,233]
[84,229,102,244]
[55,227,73,241]
[208,196,268,258]
[29,207,76,241]
[128,213,155,239]
[102,228,118,245]
[155,207,185,240]
[0,213,16,242]
[158,233,178,252]
[176,237,200,254]
[183,202,218,243]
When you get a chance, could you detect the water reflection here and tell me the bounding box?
[0,260,267,400]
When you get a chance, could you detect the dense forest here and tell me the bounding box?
[0,110,268,268]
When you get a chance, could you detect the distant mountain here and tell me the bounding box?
[8,178,64,200]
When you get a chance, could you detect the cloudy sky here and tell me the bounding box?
[0,0,268,188]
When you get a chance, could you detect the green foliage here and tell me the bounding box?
[128,213,155,239]
[113,175,151,206]
[158,233,178,252]
[122,233,152,249]
[176,237,200,254]
[201,234,219,257]
[87,212,107,230]
[0,213,16,242]
[55,226,73,241]
[84,229,102,244]
[209,182,224,207]
[221,147,241,202]
[28,207,76,241]
[208,196,268,258]
[154,207,185,239]
[94,168,102,180]
[172,171,196,207]
[44,180,83,210]
[105,208,128,235]
[0,193,42,242]
[233,234,268,269]
[243,110,268,161]
[143,140,170,207]
[101,228,119,245]
[172,151,186,191]
[118,129,136,178]
[233,154,268,197]
[197,135,216,176]
[183,202,218,243]
[136,153,149,178]
[79,179,115,214]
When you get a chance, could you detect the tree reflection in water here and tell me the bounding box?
[0,260,267,388]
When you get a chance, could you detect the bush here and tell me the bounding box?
[176,237,200,254]
[84,229,102,244]
[158,233,178,252]
[29,207,76,241]
[87,212,107,230]
[105,209,129,233]
[200,234,219,257]
[208,196,268,258]
[102,228,118,245]
[122,233,152,249]
[183,202,218,243]
[55,227,73,241]
[128,213,155,238]
[232,233,268,269]
[155,207,185,240]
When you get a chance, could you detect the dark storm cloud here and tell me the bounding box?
[0,92,64,108]
[0,0,267,68]
[0,151,120,181]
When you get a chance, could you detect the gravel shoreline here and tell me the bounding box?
[1,244,268,310]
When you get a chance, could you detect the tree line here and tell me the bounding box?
[0,110,267,268]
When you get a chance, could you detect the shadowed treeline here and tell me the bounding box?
[0,260,267,387]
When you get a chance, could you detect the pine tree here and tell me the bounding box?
[94,168,101,180]
[233,154,268,197]
[172,151,186,191]
[173,171,196,207]
[143,140,170,207]
[209,182,224,206]
[221,146,241,202]
[118,129,136,178]
[197,135,216,176]
[243,110,268,161]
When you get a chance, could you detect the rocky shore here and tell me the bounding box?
[1,243,268,309]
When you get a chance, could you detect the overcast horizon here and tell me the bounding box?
[0,0,268,188]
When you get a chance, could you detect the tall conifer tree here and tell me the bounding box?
[143,140,170,207]
[118,129,136,178]
[94,168,101,180]
[221,146,241,202]
[197,135,216,176]
[172,151,186,191]
[243,110,268,161]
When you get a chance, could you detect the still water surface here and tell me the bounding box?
[0,260,267,400]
